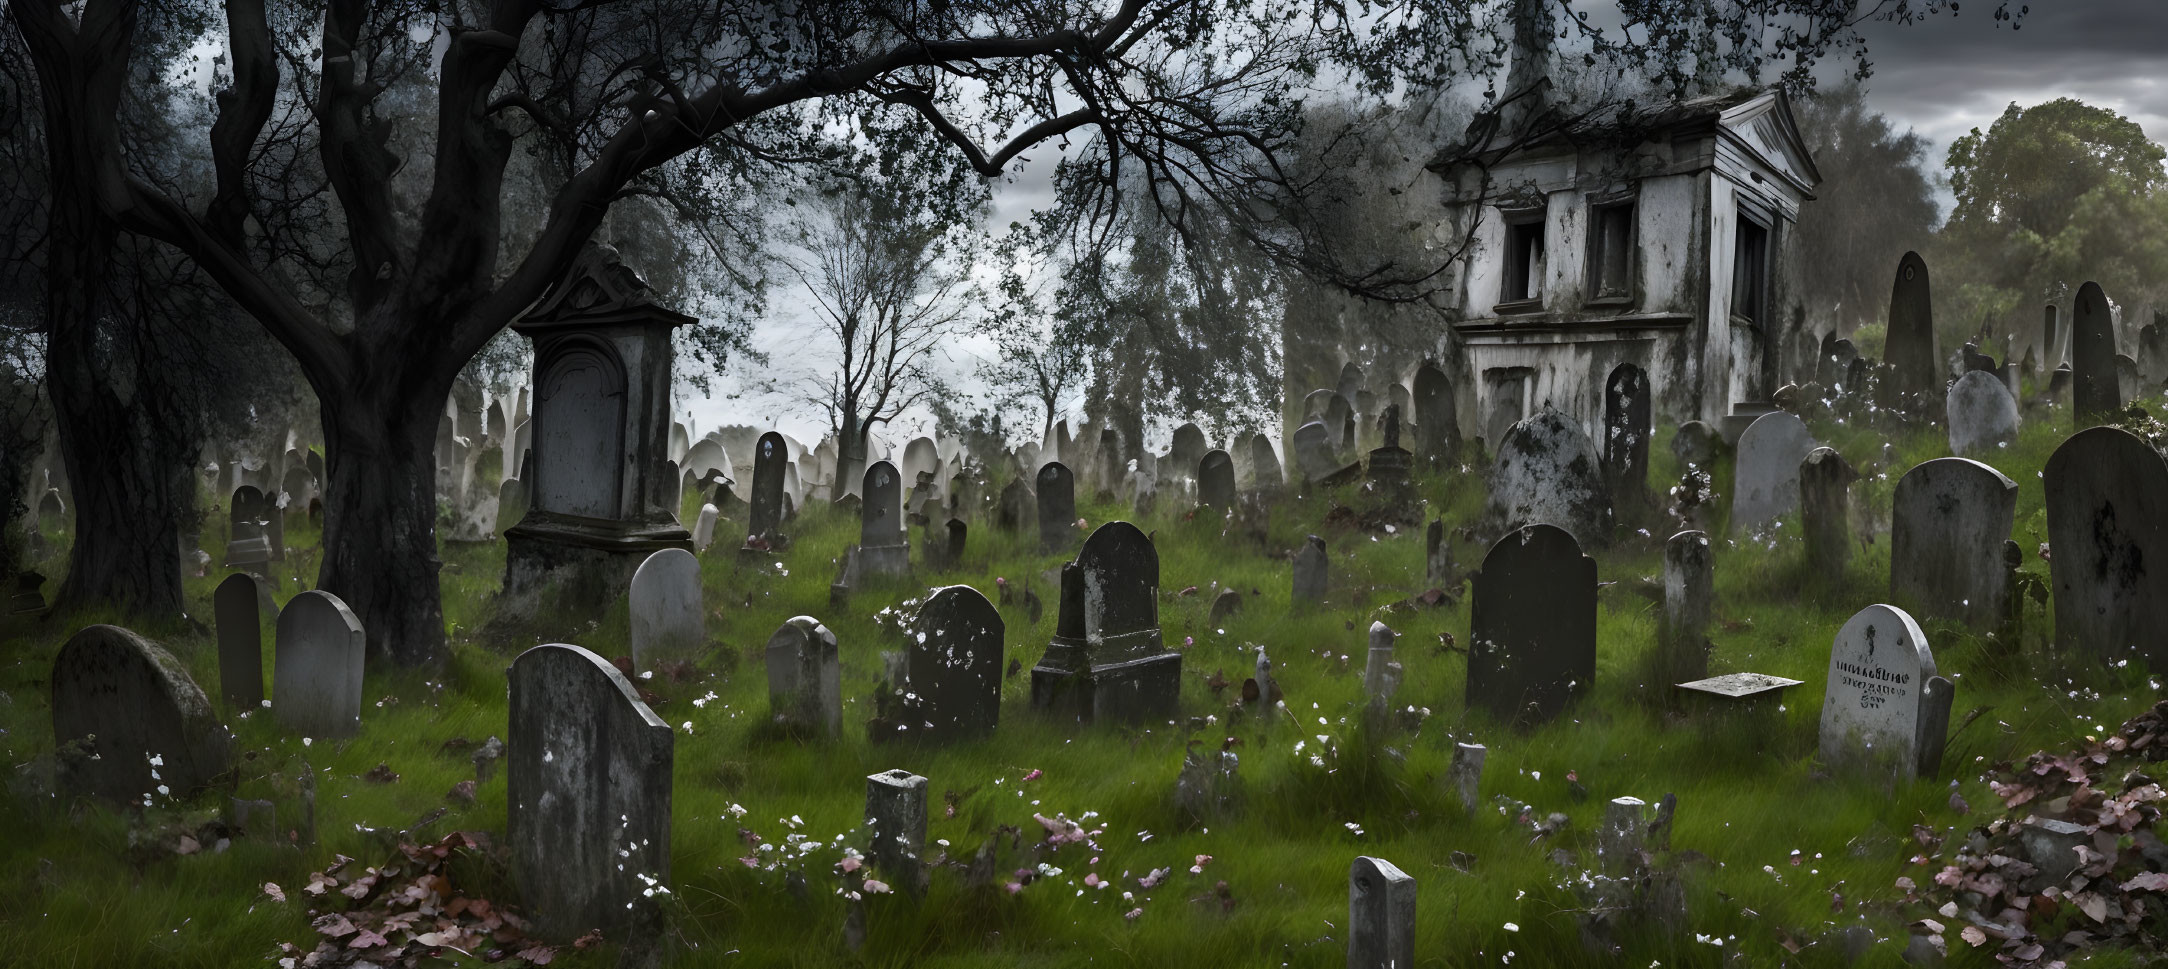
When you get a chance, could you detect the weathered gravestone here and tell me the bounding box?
[495,476,528,537]
[1168,424,1208,483]
[1292,420,1341,483]
[765,616,841,737]
[857,461,910,577]
[1029,522,1181,724]
[691,503,720,552]
[1198,450,1236,512]
[2072,281,2123,425]
[1486,410,1611,542]
[1326,393,1357,453]
[272,591,364,739]
[508,643,673,942]
[1424,519,1453,586]
[1891,458,2018,633]
[224,485,273,571]
[1293,534,1329,604]
[1037,462,1077,554]
[1729,411,1816,534]
[1363,622,1402,715]
[1412,360,1457,467]
[1818,604,1953,779]
[1946,369,2021,457]
[51,625,233,802]
[1365,406,1413,490]
[865,769,928,883]
[1468,524,1597,725]
[1248,433,1284,495]
[896,585,1004,742]
[748,431,788,544]
[629,547,704,670]
[215,573,268,710]
[2044,427,2168,671]
[1347,856,1416,969]
[1602,363,1652,518]
[1882,251,1938,410]
[997,477,1034,533]
[1447,743,1485,816]
[1660,530,1713,683]
[1670,420,1721,468]
[1798,447,1859,575]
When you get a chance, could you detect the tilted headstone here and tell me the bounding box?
[1661,530,1713,682]
[1486,410,1612,542]
[1292,420,1340,482]
[691,503,720,552]
[2072,281,2122,425]
[1468,523,1596,726]
[50,624,233,802]
[900,585,1004,742]
[1730,411,1816,533]
[1347,856,1416,969]
[748,431,788,544]
[629,548,704,670]
[1197,450,1236,511]
[2044,427,2168,671]
[1412,360,1457,467]
[1036,462,1076,554]
[272,591,364,738]
[1602,363,1652,517]
[1818,604,1953,780]
[1891,458,2018,633]
[495,476,528,536]
[1799,447,1859,575]
[865,769,928,883]
[1327,393,1357,453]
[765,616,841,737]
[1293,534,1329,604]
[508,643,673,941]
[1946,369,2020,457]
[214,573,266,710]
[1881,251,1938,409]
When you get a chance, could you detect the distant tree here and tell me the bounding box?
[977,251,1093,444]
[787,179,984,495]
[1791,82,1940,337]
[1940,98,2168,351]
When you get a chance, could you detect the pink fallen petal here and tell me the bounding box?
[1024,769,1043,781]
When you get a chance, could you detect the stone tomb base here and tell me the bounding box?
[504,512,693,610]
[1031,652,1182,726]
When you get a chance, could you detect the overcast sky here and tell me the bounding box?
[683,1,2168,448]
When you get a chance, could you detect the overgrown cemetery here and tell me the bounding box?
[7,2,2168,968]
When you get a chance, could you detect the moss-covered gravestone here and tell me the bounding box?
[51,624,233,803]
[1468,523,1597,726]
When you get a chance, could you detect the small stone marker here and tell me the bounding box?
[865,769,928,883]
[1675,672,1802,721]
[2044,427,2168,671]
[214,573,266,710]
[1347,856,1416,969]
[1448,743,1485,815]
[1597,797,1647,877]
[1487,410,1612,542]
[508,643,673,942]
[1660,530,1714,682]
[1293,534,1328,604]
[1799,447,1858,575]
[272,590,364,739]
[629,548,704,670]
[50,624,233,802]
[1037,462,1076,554]
[1468,523,1597,725]
[1730,411,1816,534]
[1946,370,2020,456]
[903,585,1004,742]
[1209,588,1243,625]
[765,616,841,737]
[1818,604,1953,779]
[1424,519,1453,586]
[1891,457,2018,632]
[1363,622,1401,714]
[691,503,720,552]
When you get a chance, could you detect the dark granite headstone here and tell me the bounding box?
[1891,458,2018,633]
[1037,462,1076,554]
[51,624,233,802]
[272,591,364,738]
[748,431,787,543]
[214,573,266,710]
[1198,450,1236,511]
[2072,281,2122,424]
[997,477,1033,533]
[1293,534,1328,604]
[900,585,1004,741]
[509,643,672,942]
[1468,524,1596,726]
[1882,251,1938,410]
[2044,427,2168,671]
[765,616,841,737]
[1799,447,1859,575]
[1347,856,1417,969]
[1412,360,1458,468]
[1030,523,1180,724]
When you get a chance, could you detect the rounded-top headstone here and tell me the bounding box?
[1890,457,2018,632]
[630,547,705,669]
[2072,281,2123,423]
[51,624,233,802]
[1884,251,1938,404]
[272,590,365,738]
[908,585,1005,738]
[1486,410,1612,542]
[214,573,267,709]
[1468,523,1598,726]
[1730,411,1816,533]
[1945,370,2020,457]
[2044,426,2168,670]
[1818,604,1942,777]
[1077,521,1160,643]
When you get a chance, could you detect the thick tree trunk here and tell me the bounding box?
[316,369,449,668]
[836,410,867,499]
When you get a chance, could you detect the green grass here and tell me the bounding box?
[0,400,2158,968]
